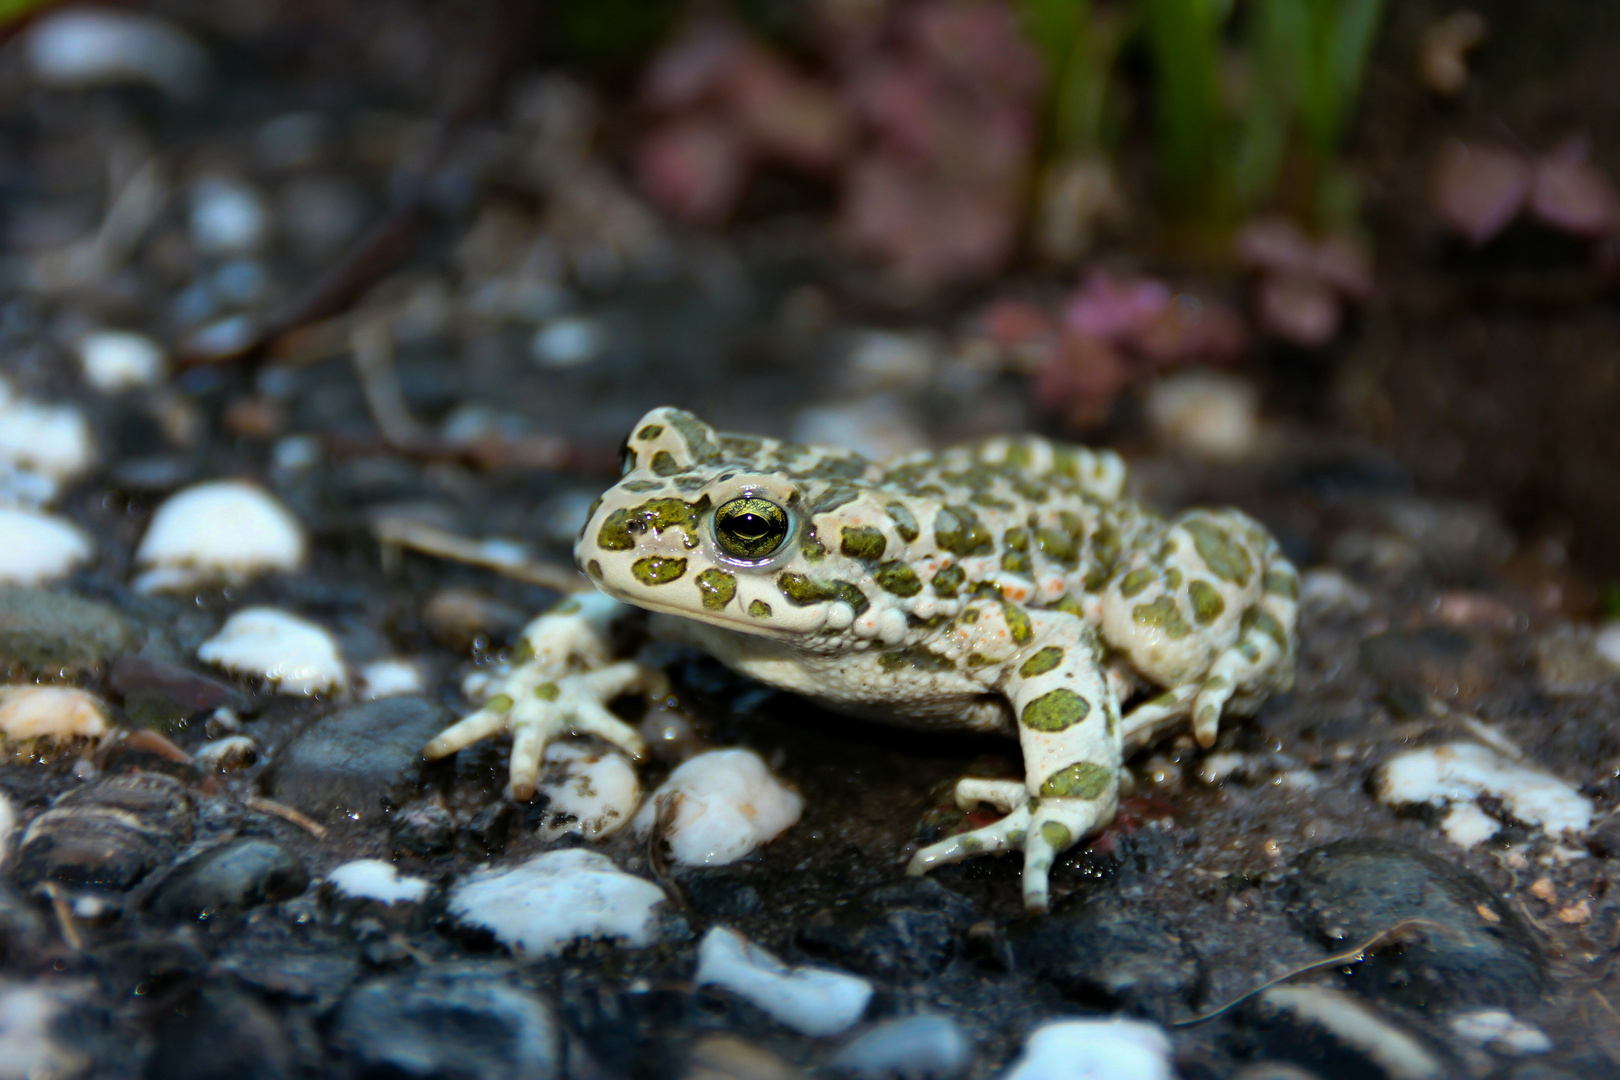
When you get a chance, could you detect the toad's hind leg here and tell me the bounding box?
[908,608,1120,913]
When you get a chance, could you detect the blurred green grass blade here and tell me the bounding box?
[0,0,53,28]
[1144,0,1227,211]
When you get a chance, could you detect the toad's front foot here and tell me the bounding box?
[906,778,1117,913]
[421,593,651,800]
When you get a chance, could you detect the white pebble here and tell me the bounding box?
[531,316,605,367]
[328,859,431,905]
[1145,370,1261,461]
[447,848,665,957]
[1594,620,1620,671]
[632,748,802,867]
[695,926,872,1038]
[189,177,270,255]
[26,7,207,98]
[536,742,642,841]
[0,685,110,744]
[999,1019,1174,1080]
[1299,568,1371,616]
[193,734,256,771]
[845,331,937,393]
[0,982,88,1080]
[1375,742,1593,848]
[1448,1009,1552,1055]
[0,507,93,585]
[77,331,166,392]
[133,480,306,592]
[1258,987,1444,1080]
[0,396,95,486]
[197,607,348,696]
[358,658,424,700]
[830,1014,972,1079]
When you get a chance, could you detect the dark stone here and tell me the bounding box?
[1587,814,1620,858]
[214,933,362,1009]
[13,773,194,893]
[143,987,293,1080]
[1013,894,1205,1020]
[330,965,561,1080]
[1239,985,1457,1080]
[263,696,452,823]
[148,838,309,920]
[461,801,515,857]
[1358,628,1474,700]
[0,587,136,671]
[682,869,765,921]
[1287,839,1546,1009]
[797,878,976,981]
[108,656,251,731]
[393,802,456,857]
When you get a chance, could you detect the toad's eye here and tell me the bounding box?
[714,497,789,560]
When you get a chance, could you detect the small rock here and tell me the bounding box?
[189,178,271,256]
[109,655,248,731]
[535,741,641,841]
[1374,742,1592,848]
[134,481,306,593]
[212,935,360,1009]
[1288,839,1546,1009]
[25,7,207,97]
[798,878,976,981]
[193,735,256,772]
[0,508,93,586]
[264,696,452,823]
[685,1034,807,1080]
[327,859,431,905]
[0,392,96,487]
[999,1018,1174,1080]
[0,588,133,671]
[422,588,531,653]
[0,685,111,746]
[148,838,309,919]
[632,748,802,867]
[695,925,872,1038]
[531,316,605,367]
[198,608,347,696]
[15,772,193,893]
[0,982,91,1080]
[1448,1009,1552,1055]
[448,849,666,957]
[1145,370,1261,461]
[843,331,937,394]
[1593,620,1620,670]
[829,1014,972,1080]
[1246,985,1448,1080]
[1012,895,1204,1020]
[461,801,515,857]
[356,658,423,700]
[143,986,292,1080]
[390,801,455,857]
[1533,625,1618,694]
[332,966,561,1080]
[77,331,166,393]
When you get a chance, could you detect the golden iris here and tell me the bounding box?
[714,497,789,559]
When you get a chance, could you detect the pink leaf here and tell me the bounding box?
[1235,216,1316,276]
[635,119,750,223]
[642,20,749,111]
[1529,139,1620,238]
[1257,274,1341,347]
[1062,271,1170,343]
[1432,139,1531,246]
[726,51,850,170]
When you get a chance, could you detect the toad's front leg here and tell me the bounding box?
[422,591,654,799]
[907,606,1121,913]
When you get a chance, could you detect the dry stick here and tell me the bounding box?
[43,883,83,951]
[1170,918,1453,1027]
[373,514,587,594]
[350,316,426,447]
[244,796,330,840]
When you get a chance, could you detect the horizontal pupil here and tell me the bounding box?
[730,515,771,537]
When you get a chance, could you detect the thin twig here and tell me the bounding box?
[244,796,330,839]
[350,316,425,446]
[373,515,587,594]
[43,883,83,951]
[1171,919,1452,1026]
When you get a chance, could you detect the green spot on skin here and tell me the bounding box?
[510,640,535,663]
[1185,519,1254,586]
[1189,580,1226,624]
[651,450,681,476]
[931,564,966,598]
[1034,526,1078,569]
[1264,566,1299,599]
[965,652,994,668]
[1019,646,1065,678]
[878,647,955,673]
[664,409,723,464]
[873,561,923,597]
[1119,567,1155,598]
[550,598,582,615]
[1051,595,1085,618]
[1239,640,1262,662]
[1133,596,1192,639]
[748,599,772,618]
[596,509,635,550]
[632,556,687,585]
[1040,761,1113,799]
[812,483,861,514]
[535,683,559,701]
[933,505,994,556]
[840,525,887,561]
[620,480,663,492]
[1001,602,1034,645]
[586,560,603,579]
[487,694,513,714]
[801,527,828,561]
[1202,675,1230,693]
[1039,820,1073,849]
[1021,688,1090,731]
[637,424,664,441]
[1246,609,1288,647]
[1163,568,1182,591]
[776,573,869,615]
[1003,527,1029,552]
[696,568,737,610]
[885,501,919,543]
[598,497,711,551]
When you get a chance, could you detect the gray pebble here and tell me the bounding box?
[263,695,451,823]
[148,837,309,919]
[829,1015,971,1080]
[0,586,135,672]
